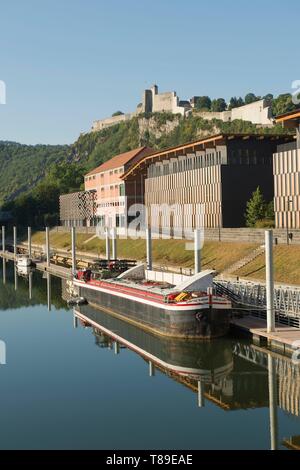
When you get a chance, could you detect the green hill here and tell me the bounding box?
[0,141,69,204]
[1,112,294,227]
[69,112,290,175]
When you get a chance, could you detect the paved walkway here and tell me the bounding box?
[231,316,300,347]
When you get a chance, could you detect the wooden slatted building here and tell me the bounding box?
[274,110,300,228]
[123,133,294,231]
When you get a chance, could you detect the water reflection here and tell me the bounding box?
[73,298,300,450]
[0,258,63,310]
[1,257,300,450]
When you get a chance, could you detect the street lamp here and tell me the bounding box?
[286,197,293,245]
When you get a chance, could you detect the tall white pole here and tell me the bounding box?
[198,380,205,408]
[13,226,17,259]
[28,272,33,300]
[268,353,278,450]
[112,227,117,260]
[14,264,18,291]
[47,272,51,311]
[2,258,6,285]
[114,341,120,355]
[265,230,275,333]
[28,227,32,258]
[106,228,111,262]
[194,229,201,274]
[149,361,155,377]
[71,226,76,273]
[1,226,5,253]
[45,227,50,268]
[146,227,152,271]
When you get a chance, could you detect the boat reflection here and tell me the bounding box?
[74,303,234,384]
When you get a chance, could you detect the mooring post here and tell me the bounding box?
[265,230,275,333]
[114,341,120,355]
[149,360,155,377]
[1,225,5,253]
[106,227,111,262]
[146,227,152,271]
[198,380,205,408]
[2,258,6,285]
[14,265,18,291]
[45,227,50,268]
[47,272,51,311]
[268,353,278,450]
[28,227,32,258]
[73,315,78,329]
[112,227,117,260]
[29,272,33,300]
[194,229,201,274]
[71,226,76,273]
[13,226,17,259]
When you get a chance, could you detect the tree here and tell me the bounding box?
[245,93,260,105]
[245,187,267,227]
[211,98,227,112]
[263,93,274,102]
[47,162,85,194]
[265,200,275,220]
[228,96,244,110]
[272,94,297,116]
[112,111,124,117]
[195,96,212,111]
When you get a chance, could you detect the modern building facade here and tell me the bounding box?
[84,146,153,228]
[273,109,300,228]
[123,134,294,231]
[59,190,97,227]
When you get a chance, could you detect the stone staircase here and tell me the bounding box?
[221,245,265,276]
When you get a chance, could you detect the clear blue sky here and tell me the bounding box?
[0,0,299,145]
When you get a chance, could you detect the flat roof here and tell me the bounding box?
[122,132,293,179]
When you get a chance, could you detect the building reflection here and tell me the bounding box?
[2,258,300,450]
[73,301,300,450]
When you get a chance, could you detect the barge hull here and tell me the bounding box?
[78,284,230,339]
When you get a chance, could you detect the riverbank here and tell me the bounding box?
[27,230,300,286]
[29,230,257,273]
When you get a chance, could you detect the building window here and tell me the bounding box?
[119,183,125,196]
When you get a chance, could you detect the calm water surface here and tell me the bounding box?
[0,259,300,450]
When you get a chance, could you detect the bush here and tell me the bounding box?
[255,218,275,228]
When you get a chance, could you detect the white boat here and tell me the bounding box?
[16,255,33,268]
[16,265,33,277]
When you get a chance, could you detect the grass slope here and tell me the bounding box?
[234,245,300,285]
[31,231,257,273]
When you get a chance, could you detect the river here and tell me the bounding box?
[0,259,300,450]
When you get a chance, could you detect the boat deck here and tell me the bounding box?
[107,277,176,296]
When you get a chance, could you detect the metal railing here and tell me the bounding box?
[215,279,300,328]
